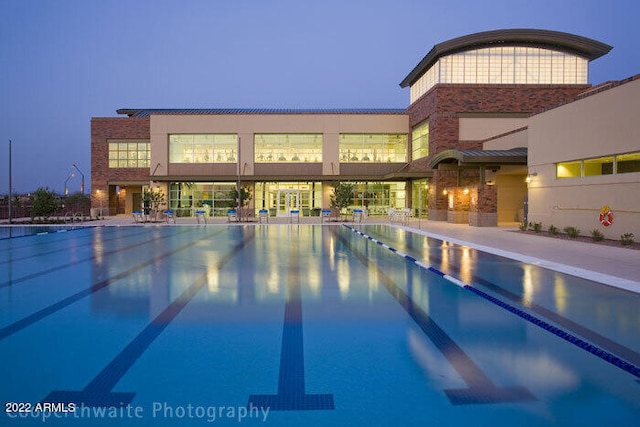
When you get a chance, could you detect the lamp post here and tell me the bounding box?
[64,172,75,195]
[8,140,12,224]
[72,164,84,194]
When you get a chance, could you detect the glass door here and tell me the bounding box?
[277,190,300,216]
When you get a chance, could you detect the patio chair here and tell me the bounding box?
[132,211,144,223]
[163,210,176,224]
[258,209,268,223]
[195,210,207,224]
[290,209,300,224]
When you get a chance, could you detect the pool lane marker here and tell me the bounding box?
[0,227,193,289]
[336,228,534,405]
[44,230,255,407]
[0,228,217,341]
[0,226,94,241]
[247,241,335,411]
[248,239,334,411]
[344,225,640,380]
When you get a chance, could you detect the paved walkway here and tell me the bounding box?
[3,214,639,293]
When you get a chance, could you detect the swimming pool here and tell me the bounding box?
[1,224,639,426]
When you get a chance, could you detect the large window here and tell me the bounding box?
[168,182,236,217]
[169,134,238,164]
[557,152,640,178]
[410,46,589,103]
[108,140,150,168]
[339,134,406,163]
[617,152,640,174]
[350,182,406,215]
[254,134,322,163]
[411,122,429,160]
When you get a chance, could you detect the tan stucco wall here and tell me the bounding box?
[483,128,528,150]
[527,78,640,238]
[150,113,409,180]
[459,117,528,141]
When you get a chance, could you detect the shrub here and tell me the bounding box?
[564,226,580,239]
[519,222,527,231]
[591,229,605,242]
[31,187,58,220]
[530,222,543,233]
[621,233,635,246]
[548,225,559,236]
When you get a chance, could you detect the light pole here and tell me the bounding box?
[8,140,12,224]
[64,172,75,195]
[72,164,84,194]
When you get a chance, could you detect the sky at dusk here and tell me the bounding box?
[1,0,639,194]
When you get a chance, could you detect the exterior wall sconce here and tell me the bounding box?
[525,172,538,183]
[443,189,448,195]
[463,188,469,195]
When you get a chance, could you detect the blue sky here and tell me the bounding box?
[1,0,639,194]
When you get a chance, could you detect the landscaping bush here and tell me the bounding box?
[563,226,580,239]
[591,229,605,242]
[621,233,635,246]
[548,225,559,236]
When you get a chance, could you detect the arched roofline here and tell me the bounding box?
[400,29,612,88]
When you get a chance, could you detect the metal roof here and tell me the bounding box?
[429,147,528,169]
[117,108,407,117]
[400,29,613,88]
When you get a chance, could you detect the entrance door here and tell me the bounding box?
[277,190,300,216]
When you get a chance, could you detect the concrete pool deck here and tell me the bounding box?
[3,214,639,293]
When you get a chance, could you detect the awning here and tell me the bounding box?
[429,147,527,169]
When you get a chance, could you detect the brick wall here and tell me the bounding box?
[408,83,590,222]
[91,117,151,209]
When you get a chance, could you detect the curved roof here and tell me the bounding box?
[429,148,528,169]
[400,29,612,88]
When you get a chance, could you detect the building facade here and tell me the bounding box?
[92,29,639,234]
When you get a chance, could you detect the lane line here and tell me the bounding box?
[248,235,335,410]
[337,228,534,405]
[44,229,255,407]
[0,228,224,340]
[0,228,194,288]
[344,224,640,380]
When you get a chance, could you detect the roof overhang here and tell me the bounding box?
[429,148,528,170]
[400,29,613,88]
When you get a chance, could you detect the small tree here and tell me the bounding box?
[229,186,252,209]
[143,188,166,215]
[330,181,354,220]
[31,187,58,220]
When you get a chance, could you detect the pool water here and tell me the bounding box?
[1,224,639,426]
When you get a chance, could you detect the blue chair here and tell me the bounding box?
[195,210,207,224]
[290,209,300,224]
[163,210,176,224]
[258,209,268,223]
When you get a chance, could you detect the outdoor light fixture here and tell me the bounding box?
[72,164,85,194]
[64,172,75,195]
[525,172,538,183]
